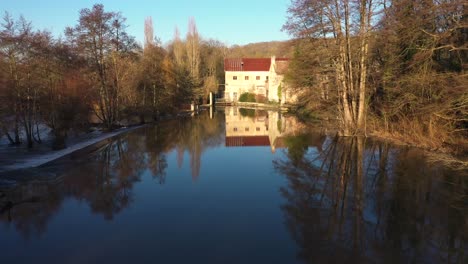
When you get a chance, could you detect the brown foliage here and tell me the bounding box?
[228,40,294,58]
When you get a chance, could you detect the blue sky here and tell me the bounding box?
[1,0,291,46]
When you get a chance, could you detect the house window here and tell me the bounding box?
[233,127,238,132]
[245,76,249,80]
[233,76,237,80]
[256,76,260,80]
[256,127,260,131]
[245,127,249,132]
[266,76,269,80]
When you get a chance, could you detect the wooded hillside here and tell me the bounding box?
[227,40,294,58]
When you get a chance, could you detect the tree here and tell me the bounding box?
[136,17,176,117]
[186,17,202,100]
[370,0,467,148]
[167,19,227,107]
[144,16,154,48]
[0,13,47,147]
[65,4,138,129]
[34,33,91,149]
[200,39,226,102]
[0,13,31,145]
[284,0,379,135]
[284,39,335,114]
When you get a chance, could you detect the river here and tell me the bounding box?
[0,107,466,263]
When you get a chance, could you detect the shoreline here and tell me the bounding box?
[368,131,468,169]
[0,109,202,174]
[292,109,467,165]
[0,125,146,173]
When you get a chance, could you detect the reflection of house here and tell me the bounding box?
[225,107,269,147]
[225,108,304,152]
[224,56,294,103]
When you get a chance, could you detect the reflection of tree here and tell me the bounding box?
[0,185,60,240]
[0,132,148,236]
[174,110,224,180]
[144,125,168,184]
[0,109,226,239]
[64,135,146,220]
[275,135,467,263]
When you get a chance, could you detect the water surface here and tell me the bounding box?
[0,108,466,263]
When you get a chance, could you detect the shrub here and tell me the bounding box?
[239,92,256,102]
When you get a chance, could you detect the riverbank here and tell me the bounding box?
[214,101,290,111]
[369,129,468,169]
[0,108,207,173]
[0,125,145,173]
[290,107,468,168]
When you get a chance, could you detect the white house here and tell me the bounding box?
[223,56,294,103]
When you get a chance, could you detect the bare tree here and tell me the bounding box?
[170,27,194,106]
[186,17,202,100]
[172,27,185,68]
[200,39,226,102]
[284,0,379,136]
[144,16,154,48]
[0,13,46,147]
[65,4,138,129]
[0,12,29,145]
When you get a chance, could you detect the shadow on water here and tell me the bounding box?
[275,135,467,263]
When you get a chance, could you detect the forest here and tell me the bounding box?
[283,0,467,154]
[0,4,227,149]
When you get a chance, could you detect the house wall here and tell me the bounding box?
[224,71,269,101]
[224,57,297,104]
[266,72,297,104]
[267,64,280,103]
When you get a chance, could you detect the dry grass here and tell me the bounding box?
[368,115,467,155]
[426,152,468,171]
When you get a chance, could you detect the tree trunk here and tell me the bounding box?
[356,0,371,132]
[1,125,15,145]
[14,103,21,144]
[52,128,67,150]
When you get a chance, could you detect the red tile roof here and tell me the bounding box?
[225,136,270,147]
[224,58,289,72]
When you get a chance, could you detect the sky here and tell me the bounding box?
[0,0,292,46]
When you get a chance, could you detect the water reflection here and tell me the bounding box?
[225,107,308,153]
[0,137,145,238]
[0,111,225,238]
[275,135,467,263]
[0,108,466,264]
